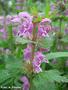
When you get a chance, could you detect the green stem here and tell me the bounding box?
[59,19,62,33]
[31,22,37,61]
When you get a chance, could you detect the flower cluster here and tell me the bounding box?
[24,44,49,73]
[0,12,51,73]
[10,12,51,39]
[8,12,51,74]
[24,45,32,62]
[0,12,51,90]
[38,18,51,37]
[11,12,33,38]
[16,12,51,73]
[32,51,49,73]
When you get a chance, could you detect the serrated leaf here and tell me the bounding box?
[0,70,11,84]
[0,55,23,85]
[15,36,31,45]
[31,70,57,90]
[46,52,68,60]
[31,79,56,90]
[4,55,22,71]
[38,36,54,48]
[31,70,68,90]
[61,35,68,43]
[44,70,68,83]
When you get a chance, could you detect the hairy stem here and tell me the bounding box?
[31,22,37,61]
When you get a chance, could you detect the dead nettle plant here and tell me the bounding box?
[0,11,68,90]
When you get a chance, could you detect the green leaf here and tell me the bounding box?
[0,40,8,48]
[0,55,23,85]
[4,55,22,71]
[15,36,36,45]
[0,70,11,84]
[61,35,68,43]
[31,70,68,90]
[31,79,56,90]
[31,71,58,90]
[46,52,68,60]
[15,37,31,45]
[38,36,54,48]
[31,5,38,16]
[45,0,50,18]
[44,70,68,83]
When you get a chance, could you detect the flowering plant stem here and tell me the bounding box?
[31,22,37,61]
[29,22,37,73]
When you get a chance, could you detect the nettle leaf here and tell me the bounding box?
[0,55,23,85]
[44,70,68,83]
[15,36,31,45]
[31,71,57,90]
[0,69,21,86]
[0,70,11,84]
[31,70,68,90]
[5,55,22,67]
[61,35,68,43]
[31,79,56,90]
[38,36,54,48]
[15,36,36,45]
[0,40,8,48]
[4,55,23,73]
[46,52,68,60]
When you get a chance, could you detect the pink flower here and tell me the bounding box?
[21,76,30,90]
[17,20,33,38]
[18,12,33,38]
[18,12,33,22]
[38,26,49,37]
[24,45,32,62]
[38,18,51,37]
[34,52,45,65]
[32,51,49,73]
[41,18,51,23]
[33,65,42,73]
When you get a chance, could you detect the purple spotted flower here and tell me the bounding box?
[21,76,30,90]
[18,12,33,22]
[38,26,49,37]
[24,45,32,62]
[33,51,49,73]
[41,18,51,23]
[17,21,33,38]
[38,18,51,37]
[10,12,33,38]
[17,12,33,38]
